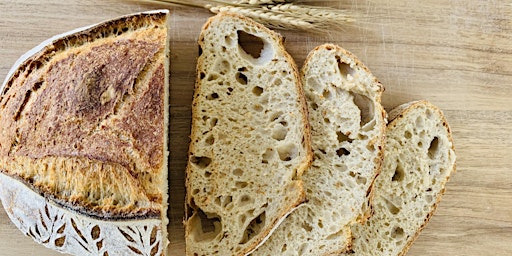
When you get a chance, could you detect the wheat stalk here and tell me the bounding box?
[141,0,352,32]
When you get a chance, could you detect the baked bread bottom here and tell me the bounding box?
[0,173,165,255]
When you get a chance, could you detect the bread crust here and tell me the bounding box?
[0,9,171,256]
[0,11,168,220]
[185,13,312,256]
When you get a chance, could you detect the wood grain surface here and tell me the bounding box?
[1,0,511,255]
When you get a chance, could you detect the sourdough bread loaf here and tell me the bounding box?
[185,13,313,256]
[346,100,456,255]
[0,10,170,255]
[251,44,386,255]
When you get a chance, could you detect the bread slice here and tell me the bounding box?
[346,100,456,255]
[0,10,170,255]
[252,44,386,255]
[185,13,313,256]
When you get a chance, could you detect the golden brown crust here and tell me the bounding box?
[0,12,168,219]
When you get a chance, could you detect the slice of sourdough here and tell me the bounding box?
[252,44,386,255]
[0,10,170,255]
[185,13,312,256]
[346,100,456,255]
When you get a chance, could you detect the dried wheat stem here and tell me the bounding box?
[208,4,316,30]
[142,0,353,32]
[232,0,291,5]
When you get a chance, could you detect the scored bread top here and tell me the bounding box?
[252,44,386,255]
[185,13,312,256]
[0,11,168,220]
[347,100,456,255]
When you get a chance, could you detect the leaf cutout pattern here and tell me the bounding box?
[0,173,164,256]
[69,215,108,255]
[24,203,67,249]
[118,225,162,256]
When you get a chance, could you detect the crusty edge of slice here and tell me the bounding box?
[390,100,456,256]
[304,43,387,226]
[184,12,313,256]
[307,44,387,255]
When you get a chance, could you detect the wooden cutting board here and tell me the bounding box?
[1,1,511,255]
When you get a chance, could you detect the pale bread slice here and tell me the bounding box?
[0,10,170,255]
[252,44,386,255]
[184,13,313,256]
[346,100,456,255]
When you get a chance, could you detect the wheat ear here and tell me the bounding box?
[141,0,352,32]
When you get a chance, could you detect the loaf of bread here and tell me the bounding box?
[346,100,456,255]
[252,44,386,255]
[0,10,170,255]
[185,13,313,256]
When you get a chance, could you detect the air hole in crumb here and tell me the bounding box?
[206,93,219,100]
[356,176,367,185]
[261,148,273,163]
[415,116,425,129]
[277,143,298,161]
[404,130,412,139]
[322,89,332,100]
[191,209,222,242]
[225,35,234,46]
[272,125,288,141]
[239,195,254,207]
[222,196,233,208]
[207,74,219,81]
[253,104,263,112]
[391,226,405,239]
[233,168,244,176]
[210,118,218,127]
[351,93,375,128]
[239,214,247,226]
[270,111,283,122]
[239,211,266,244]
[428,137,440,159]
[336,56,355,78]
[237,30,264,59]
[311,102,318,110]
[301,221,313,232]
[236,181,249,189]
[190,156,212,168]
[204,171,212,178]
[392,163,405,182]
[336,148,350,157]
[236,72,248,85]
[252,86,263,96]
[383,198,400,215]
[336,131,353,143]
[205,135,215,145]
